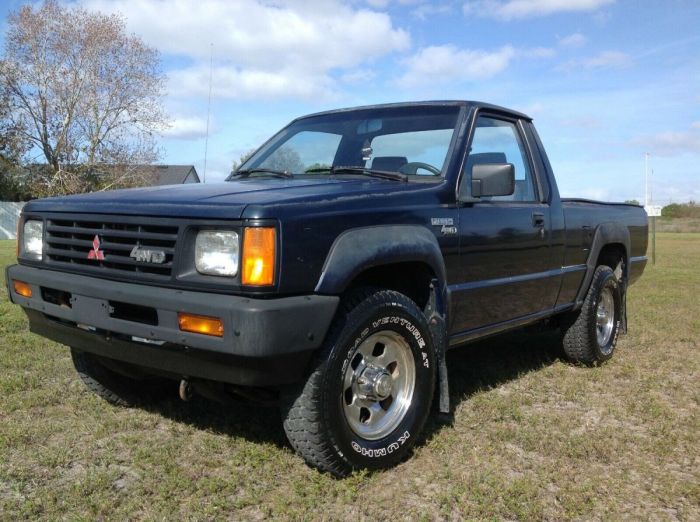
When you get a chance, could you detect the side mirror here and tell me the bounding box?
[470,163,514,198]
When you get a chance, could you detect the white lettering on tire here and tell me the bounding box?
[369,316,429,368]
[351,431,411,458]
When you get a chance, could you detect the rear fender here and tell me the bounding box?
[575,222,631,311]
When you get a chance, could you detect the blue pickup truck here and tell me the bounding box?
[7,101,647,476]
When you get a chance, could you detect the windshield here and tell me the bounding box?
[230,105,461,180]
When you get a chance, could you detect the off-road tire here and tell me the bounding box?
[281,289,436,477]
[71,348,172,407]
[561,265,622,365]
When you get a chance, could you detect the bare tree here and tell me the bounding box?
[231,148,257,174]
[0,81,30,200]
[260,147,304,173]
[0,0,168,196]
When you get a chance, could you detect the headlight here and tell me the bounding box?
[22,220,43,260]
[195,230,239,276]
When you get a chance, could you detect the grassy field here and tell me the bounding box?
[655,217,700,233]
[0,235,698,520]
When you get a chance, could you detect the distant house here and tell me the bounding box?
[151,165,200,185]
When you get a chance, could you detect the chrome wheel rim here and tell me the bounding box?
[596,287,615,351]
[342,330,416,440]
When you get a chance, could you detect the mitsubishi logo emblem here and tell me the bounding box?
[87,235,105,260]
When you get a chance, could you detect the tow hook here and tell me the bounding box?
[179,378,193,401]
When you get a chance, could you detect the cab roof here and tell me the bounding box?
[295,100,532,122]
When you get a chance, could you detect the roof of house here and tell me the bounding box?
[151,165,200,185]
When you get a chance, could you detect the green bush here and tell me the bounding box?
[661,202,700,218]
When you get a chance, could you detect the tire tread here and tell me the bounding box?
[281,288,430,476]
[561,265,617,365]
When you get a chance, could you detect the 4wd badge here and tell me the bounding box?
[130,246,166,264]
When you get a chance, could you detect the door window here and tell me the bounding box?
[467,117,536,201]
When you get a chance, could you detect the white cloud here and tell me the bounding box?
[81,0,410,100]
[635,131,700,157]
[398,45,515,87]
[524,46,556,58]
[581,50,631,68]
[560,50,632,70]
[577,187,611,200]
[396,44,557,87]
[558,117,602,129]
[558,32,587,47]
[411,3,453,20]
[463,0,613,21]
[520,102,545,116]
[340,69,377,85]
[168,66,336,101]
[161,116,210,139]
[692,121,700,129]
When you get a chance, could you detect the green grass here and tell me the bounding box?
[1,236,698,520]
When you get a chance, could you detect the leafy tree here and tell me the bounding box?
[0,0,168,196]
[305,163,332,172]
[625,199,640,206]
[661,202,700,218]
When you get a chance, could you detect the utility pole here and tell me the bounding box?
[651,167,656,265]
[644,152,649,206]
[643,154,657,266]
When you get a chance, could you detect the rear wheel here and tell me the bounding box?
[561,265,622,365]
[71,348,173,407]
[281,289,436,476]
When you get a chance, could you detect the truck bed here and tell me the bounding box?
[561,198,648,285]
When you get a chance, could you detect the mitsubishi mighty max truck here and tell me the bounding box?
[6,101,648,476]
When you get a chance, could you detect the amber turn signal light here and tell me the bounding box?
[13,280,32,298]
[242,227,276,286]
[177,312,224,337]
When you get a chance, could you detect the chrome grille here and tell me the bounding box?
[45,217,179,279]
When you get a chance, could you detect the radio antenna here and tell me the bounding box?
[203,43,213,184]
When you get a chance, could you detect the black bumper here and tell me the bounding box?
[6,264,339,386]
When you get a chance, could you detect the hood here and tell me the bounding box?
[23,178,419,219]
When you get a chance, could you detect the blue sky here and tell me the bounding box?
[2,0,700,203]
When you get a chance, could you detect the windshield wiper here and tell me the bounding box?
[305,165,407,182]
[230,168,293,179]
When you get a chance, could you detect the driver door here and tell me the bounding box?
[451,114,554,334]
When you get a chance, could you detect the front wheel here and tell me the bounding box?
[281,289,436,476]
[561,265,622,365]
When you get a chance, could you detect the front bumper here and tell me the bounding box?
[6,264,339,386]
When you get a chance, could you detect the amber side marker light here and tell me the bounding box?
[178,313,224,337]
[13,280,32,298]
[242,227,276,286]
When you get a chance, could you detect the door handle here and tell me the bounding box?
[532,212,545,227]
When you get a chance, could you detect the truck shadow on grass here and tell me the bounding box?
[143,328,565,454]
[422,328,564,440]
[446,329,563,402]
[143,389,289,450]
